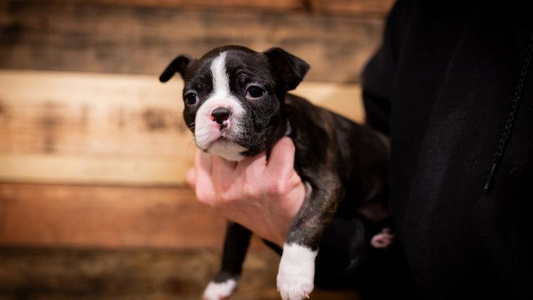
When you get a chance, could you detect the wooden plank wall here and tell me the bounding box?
[0,0,393,250]
[0,0,391,83]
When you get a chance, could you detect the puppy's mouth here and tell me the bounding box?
[200,135,249,162]
[204,136,234,149]
[192,103,250,161]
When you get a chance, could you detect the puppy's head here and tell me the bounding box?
[160,45,310,161]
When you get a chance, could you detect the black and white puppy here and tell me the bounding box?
[160,45,390,300]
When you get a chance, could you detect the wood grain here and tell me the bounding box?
[0,70,195,185]
[0,182,226,249]
[0,70,364,185]
[0,0,386,83]
[0,247,360,299]
[11,0,394,15]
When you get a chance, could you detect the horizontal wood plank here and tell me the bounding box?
[13,0,394,15]
[0,70,195,185]
[0,0,386,83]
[0,154,191,186]
[0,248,360,299]
[0,183,226,249]
[308,0,394,15]
[0,70,364,186]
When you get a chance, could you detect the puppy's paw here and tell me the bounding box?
[276,243,318,300]
[202,279,237,300]
[277,275,313,300]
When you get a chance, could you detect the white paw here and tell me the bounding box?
[276,243,318,300]
[202,279,238,300]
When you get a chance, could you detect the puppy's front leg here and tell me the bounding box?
[203,221,252,300]
[276,181,340,300]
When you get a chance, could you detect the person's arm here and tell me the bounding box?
[362,0,411,136]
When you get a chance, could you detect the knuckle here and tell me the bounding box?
[240,175,260,199]
[242,184,259,199]
[266,172,302,197]
[195,189,215,206]
[219,189,236,204]
[266,178,288,196]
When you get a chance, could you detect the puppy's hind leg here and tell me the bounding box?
[203,221,252,300]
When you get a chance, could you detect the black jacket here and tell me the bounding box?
[361,0,533,299]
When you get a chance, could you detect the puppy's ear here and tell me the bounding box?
[159,54,194,83]
[264,47,310,91]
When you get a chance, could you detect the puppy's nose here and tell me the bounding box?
[211,107,231,128]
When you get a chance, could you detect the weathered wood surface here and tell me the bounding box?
[0,182,226,249]
[0,0,388,83]
[0,0,381,253]
[0,71,194,185]
[0,247,360,300]
[22,0,394,15]
[0,70,363,185]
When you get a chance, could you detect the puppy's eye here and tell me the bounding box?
[184,92,198,105]
[246,85,265,99]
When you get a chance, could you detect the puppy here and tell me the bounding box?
[160,45,390,300]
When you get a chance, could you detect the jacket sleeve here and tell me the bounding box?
[361,0,411,136]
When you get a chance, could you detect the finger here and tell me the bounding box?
[186,167,196,188]
[233,151,267,190]
[239,148,267,172]
[212,155,237,174]
[191,150,210,188]
[192,150,217,207]
[211,155,238,188]
[267,137,296,175]
[196,149,213,174]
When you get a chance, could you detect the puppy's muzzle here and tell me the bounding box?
[211,106,231,130]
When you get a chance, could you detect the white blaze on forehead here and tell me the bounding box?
[210,51,230,97]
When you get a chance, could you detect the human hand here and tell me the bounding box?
[186,137,306,247]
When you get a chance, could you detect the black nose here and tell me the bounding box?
[211,107,231,125]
